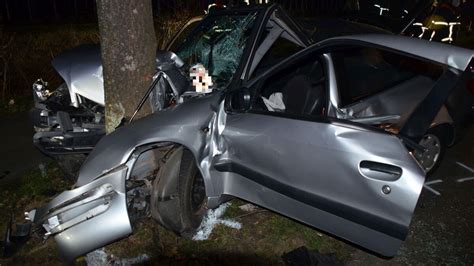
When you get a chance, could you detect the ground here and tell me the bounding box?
[0,112,473,265]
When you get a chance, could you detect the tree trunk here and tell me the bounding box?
[96,0,157,133]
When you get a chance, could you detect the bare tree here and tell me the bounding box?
[96,0,157,133]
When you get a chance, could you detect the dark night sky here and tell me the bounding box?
[0,0,347,24]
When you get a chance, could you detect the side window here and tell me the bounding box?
[250,56,327,117]
[332,46,443,107]
[251,36,303,78]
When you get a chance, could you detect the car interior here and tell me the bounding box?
[331,46,444,130]
[251,56,327,117]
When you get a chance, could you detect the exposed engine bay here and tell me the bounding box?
[30,47,209,157]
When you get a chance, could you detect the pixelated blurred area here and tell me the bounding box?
[190,63,213,93]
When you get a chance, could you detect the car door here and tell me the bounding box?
[212,35,473,256]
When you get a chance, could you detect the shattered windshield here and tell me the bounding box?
[175,12,257,88]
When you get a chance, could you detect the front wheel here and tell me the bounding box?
[150,147,207,238]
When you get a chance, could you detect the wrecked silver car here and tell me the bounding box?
[29,4,310,164]
[29,17,201,158]
[27,32,473,262]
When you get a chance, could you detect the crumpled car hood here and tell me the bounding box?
[52,44,105,106]
[76,93,221,186]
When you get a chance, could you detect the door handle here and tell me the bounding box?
[359,161,402,181]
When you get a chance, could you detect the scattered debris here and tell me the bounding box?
[85,248,109,266]
[38,163,47,177]
[282,246,344,266]
[1,215,31,258]
[424,180,443,196]
[454,161,474,183]
[455,161,474,173]
[111,254,149,266]
[193,202,242,241]
[456,176,474,183]
[85,248,149,266]
[238,203,257,212]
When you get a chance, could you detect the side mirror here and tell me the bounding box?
[226,87,251,111]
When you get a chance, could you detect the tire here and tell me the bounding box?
[55,154,87,180]
[151,147,207,238]
[413,125,451,177]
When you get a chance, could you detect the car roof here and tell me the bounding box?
[320,34,474,71]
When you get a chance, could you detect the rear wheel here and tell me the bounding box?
[151,147,207,238]
[414,125,451,176]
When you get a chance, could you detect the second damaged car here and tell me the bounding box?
[27,34,473,262]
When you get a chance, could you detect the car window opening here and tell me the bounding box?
[332,45,444,133]
[251,57,327,118]
[249,14,305,78]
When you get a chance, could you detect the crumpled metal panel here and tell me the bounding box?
[32,166,131,262]
[149,51,190,112]
[76,94,221,189]
[52,45,104,107]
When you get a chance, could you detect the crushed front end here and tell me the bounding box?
[26,165,132,262]
[30,79,105,156]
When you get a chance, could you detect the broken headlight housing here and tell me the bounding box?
[33,79,50,102]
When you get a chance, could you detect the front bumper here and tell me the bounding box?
[31,108,105,156]
[33,129,104,156]
[27,166,132,262]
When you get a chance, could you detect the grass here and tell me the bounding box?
[103,200,354,265]
[0,163,353,265]
[0,161,72,266]
[0,95,33,116]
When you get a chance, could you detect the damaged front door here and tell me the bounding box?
[213,50,426,256]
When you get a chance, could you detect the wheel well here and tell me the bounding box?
[127,142,208,225]
[429,123,455,147]
[129,142,206,195]
[148,144,208,235]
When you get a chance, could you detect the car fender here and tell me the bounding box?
[76,93,223,198]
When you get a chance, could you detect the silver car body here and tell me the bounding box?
[29,35,473,262]
[50,17,204,109]
[52,45,105,107]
